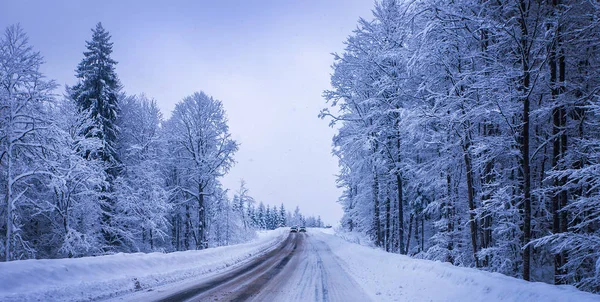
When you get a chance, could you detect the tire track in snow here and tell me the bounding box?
[155,233,298,302]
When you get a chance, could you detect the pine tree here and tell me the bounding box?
[265,206,272,230]
[279,203,286,227]
[70,22,121,175]
[69,22,122,250]
[257,202,266,229]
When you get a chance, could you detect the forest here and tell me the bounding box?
[0,23,321,262]
[322,0,600,294]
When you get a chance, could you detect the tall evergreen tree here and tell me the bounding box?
[70,22,121,176]
[279,203,286,227]
[69,22,122,249]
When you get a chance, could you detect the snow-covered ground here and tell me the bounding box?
[0,228,288,302]
[312,228,599,302]
[2,227,597,302]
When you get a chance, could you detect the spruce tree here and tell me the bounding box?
[70,22,121,176]
[279,203,286,227]
[69,22,122,249]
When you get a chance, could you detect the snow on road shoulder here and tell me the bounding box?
[0,228,288,302]
[311,230,599,302]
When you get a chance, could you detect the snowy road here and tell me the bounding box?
[251,232,369,302]
[147,232,370,302]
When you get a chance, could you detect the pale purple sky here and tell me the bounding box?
[0,0,375,225]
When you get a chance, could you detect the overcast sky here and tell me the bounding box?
[0,0,375,225]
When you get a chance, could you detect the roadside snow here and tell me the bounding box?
[0,228,288,302]
[316,227,335,235]
[311,229,600,302]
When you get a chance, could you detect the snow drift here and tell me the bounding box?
[313,229,599,302]
[0,229,288,301]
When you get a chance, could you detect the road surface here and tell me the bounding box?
[141,232,369,302]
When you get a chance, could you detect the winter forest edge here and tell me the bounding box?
[0,23,322,263]
[320,0,600,294]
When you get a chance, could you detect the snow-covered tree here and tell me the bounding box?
[164,91,238,249]
[278,203,286,227]
[114,94,170,252]
[44,97,105,258]
[68,22,122,250]
[322,0,600,293]
[0,25,57,261]
[0,23,261,261]
[69,22,121,175]
[255,202,266,229]
[232,179,254,231]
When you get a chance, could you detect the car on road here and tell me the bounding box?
[299,226,306,232]
[290,226,298,233]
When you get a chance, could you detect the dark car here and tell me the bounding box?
[299,226,307,232]
[290,226,298,233]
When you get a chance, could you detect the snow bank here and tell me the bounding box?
[328,227,375,247]
[314,227,335,235]
[312,229,599,302]
[0,228,288,302]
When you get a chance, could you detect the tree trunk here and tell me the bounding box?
[463,136,479,267]
[446,171,454,264]
[421,215,425,252]
[226,202,230,245]
[479,25,493,268]
[549,9,562,283]
[397,176,404,255]
[5,146,13,262]
[385,194,391,252]
[184,204,190,250]
[198,185,205,250]
[480,122,495,267]
[518,0,532,280]
[142,226,146,248]
[406,213,414,255]
[557,12,569,280]
[171,215,177,251]
[415,214,420,253]
[373,171,381,247]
